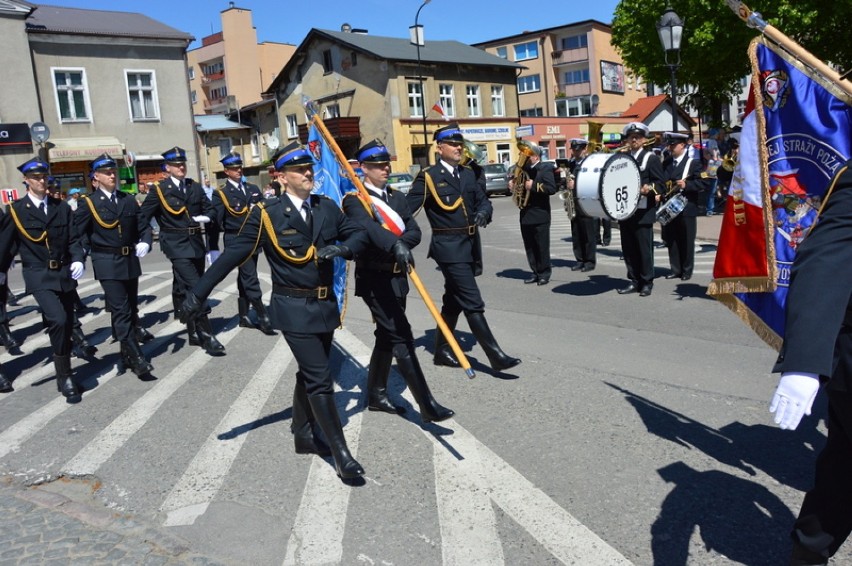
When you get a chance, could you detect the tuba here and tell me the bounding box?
[510,140,539,209]
[460,139,486,166]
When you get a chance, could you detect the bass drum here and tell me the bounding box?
[575,152,641,221]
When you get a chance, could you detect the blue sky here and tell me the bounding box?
[39,1,622,48]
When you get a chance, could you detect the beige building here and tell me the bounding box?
[0,2,197,193]
[266,27,523,173]
[187,4,295,115]
[474,20,646,158]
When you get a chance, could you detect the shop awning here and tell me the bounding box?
[48,137,125,163]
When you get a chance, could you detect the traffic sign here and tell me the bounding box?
[515,125,534,138]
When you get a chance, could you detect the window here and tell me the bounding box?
[466,85,480,117]
[438,84,455,117]
[350,51,358,67]
[202,62,224,76]
[218,137,232,156]
[251,133,260,158]
[564,68,590,85]
[561,35,588,50]
[517,74,541,94]
[556,141,567,159]
[491,85,505,117]
[324,103,340,118]
[52,68,91,122]
[408,82,423,117]
[286,114,298,138]
[495,46,507,59]
[520,107,543,117]
[513,41,538,61]
[210,86,228,101]
[191,90,197,105]
[737,99,747,116]
[322,50,333,73]
[555,96,593,117]
[188,67,195,80]
[496,143,511,165]
[126,71,160,121]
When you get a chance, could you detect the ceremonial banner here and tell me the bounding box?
[709,37,852,350]
[307,123,353,317]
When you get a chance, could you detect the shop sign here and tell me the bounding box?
[0,124,32,147]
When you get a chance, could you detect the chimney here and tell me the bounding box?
[341,23,352,33]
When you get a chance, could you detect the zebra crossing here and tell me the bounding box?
[0,270,633,565]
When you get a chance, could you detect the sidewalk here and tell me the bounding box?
[0,478,228,565]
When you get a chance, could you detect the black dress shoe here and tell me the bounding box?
[580,264,595,272]
[602,240,611,247]
[536,277,550,286]
[618,283,638,294]
[639,286,652,297]
[664,273,682,279]
[681,274,692,281]
[570,263,585,271]
[524,275,539,284]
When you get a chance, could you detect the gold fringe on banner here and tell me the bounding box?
[714,293,783,351]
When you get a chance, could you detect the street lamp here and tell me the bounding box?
[657,3,684,132]
[410,0,431,166]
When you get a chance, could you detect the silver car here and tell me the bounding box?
[388,172,414,194]
[482,163,510,196]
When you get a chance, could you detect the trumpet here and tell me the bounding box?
[721,151,737,172]
[510,140,540,209]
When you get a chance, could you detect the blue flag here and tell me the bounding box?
[306,123,355,317]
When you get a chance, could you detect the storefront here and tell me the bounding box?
[48,136,127,196]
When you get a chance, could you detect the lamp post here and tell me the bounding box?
[410,0,431,166]
[657,3,684,132]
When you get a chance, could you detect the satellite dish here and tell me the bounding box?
[30,122,50,144]
[266,135,280,150]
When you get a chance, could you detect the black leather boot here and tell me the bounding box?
[366,348,402,414]
[238,297,254,329]
[0,300,20,351]
[0,366,12,393]
[433,312,460,367]
[54,354,80,401]
[172,293,182,320]
[120,341,154,377]
[394,343,454,423]
[308,393,364,479]
[195,315,225,355]
[251,299,276,336]
[291,379,331,456]
[466,312,521,371]
[71,326,97,358]
[132,315,154,343]
[186,318,201,346]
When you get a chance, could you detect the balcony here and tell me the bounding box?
[202,71,225,85]
[556,82,591,97]
[204,97,229,112]
[551,48,589,66]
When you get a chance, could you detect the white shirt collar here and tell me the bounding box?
[170,176,184,187]
[364,180,387,197]
[286,192,306,211]
[99,187,116,200]
[440,159,458,176]
[27,193,46,208]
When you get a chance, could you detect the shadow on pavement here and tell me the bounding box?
[551,275,622,296]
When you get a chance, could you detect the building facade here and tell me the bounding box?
[187,4,295,115]
[266,28,523,174]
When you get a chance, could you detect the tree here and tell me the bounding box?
[611,0,852,125]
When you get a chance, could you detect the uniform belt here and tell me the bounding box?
[23,259,69,270]
[433,225,477,236]
[160,226,202,235]
[91,244,132,256]
[355,259,403,274]
[272,284,332,300]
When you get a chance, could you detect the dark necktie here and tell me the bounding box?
[110,193,117,207]
[39,201,47,217]
[453,168,460,181]
[179,180,186,195]
[302,202,313,231]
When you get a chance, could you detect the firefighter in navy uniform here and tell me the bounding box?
[0,157,86,401]
[181,141,368,480]
[566,138,597,272]
[660,132,710,280]
[73,154,154,377]
[138,146,224,355]
[208,152,275,335]
[768,160,852,566]
[518,144,558,285]
[617,122,665,297]
[406,123,520,373]
[342,139,454,423]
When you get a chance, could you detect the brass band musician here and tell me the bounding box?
[518,145,558,286]
[566,138,597,272]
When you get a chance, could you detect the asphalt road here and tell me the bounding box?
[0,195,846,565]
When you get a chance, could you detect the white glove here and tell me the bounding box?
[135,242,150,258]
[770,372,820,430]
[206,250,221,265]
[70,261,85,280]
[192,215,211,224]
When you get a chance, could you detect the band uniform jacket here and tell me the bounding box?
[138,177,213,260]
[0,197,83,292]
[407,163,492,264]
[194,194,367,334]
[73,191,152,281]
[208,180,263,252]
[629,149,666,225]
[519,161,558,226]
[342,186,422,298]
[773,160,852,392]
[661,156,710,216]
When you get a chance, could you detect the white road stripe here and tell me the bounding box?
[62,284,240,477]
[161,339,292,526]
[282,328,365,566]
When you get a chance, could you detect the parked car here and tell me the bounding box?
[388,172,414,194]
[482,163,510,196]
